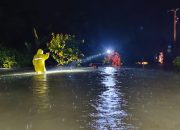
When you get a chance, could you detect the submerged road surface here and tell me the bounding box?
[0,67,180,130]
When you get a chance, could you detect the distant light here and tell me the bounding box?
[106,49,112,54]
[142,62,148,65]
[136,61,149,65]
[158,52,164,64]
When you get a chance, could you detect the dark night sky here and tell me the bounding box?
[0,0,180,62]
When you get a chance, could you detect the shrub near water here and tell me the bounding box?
[0,46,32,68]
[0,47,17,68]
[173,56,180,66]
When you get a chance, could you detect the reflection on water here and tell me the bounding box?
[32,74,50,113]
[91,67,131,130]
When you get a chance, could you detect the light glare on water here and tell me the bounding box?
[90,67,131,130]
[1,68,92,77]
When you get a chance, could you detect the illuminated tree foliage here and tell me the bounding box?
[48,33,83,65]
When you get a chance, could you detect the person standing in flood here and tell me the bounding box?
[32,49,49,74]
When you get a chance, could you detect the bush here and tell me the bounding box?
[47,33,83,65]
[0,47,16,68]
[173,56,180,66]
[2,56,17,68]
[0,46,32,68]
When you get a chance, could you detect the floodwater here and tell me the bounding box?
[0,67,180,130]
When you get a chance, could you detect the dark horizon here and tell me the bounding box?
[0,0,180,63]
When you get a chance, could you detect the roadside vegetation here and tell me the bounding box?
[173,56,180,66]
[0,31,84,68]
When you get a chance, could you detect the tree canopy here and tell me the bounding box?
[48,33,84,65]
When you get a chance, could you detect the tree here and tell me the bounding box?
[47,33,84,65]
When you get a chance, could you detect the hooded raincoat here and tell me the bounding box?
[32,49,49,74]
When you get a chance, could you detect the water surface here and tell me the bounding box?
[0,67,180,130]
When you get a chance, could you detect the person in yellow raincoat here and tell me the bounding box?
[33,49,49,74]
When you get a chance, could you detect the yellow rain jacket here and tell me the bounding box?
[33,49,49,74]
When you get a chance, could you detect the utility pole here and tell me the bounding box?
[169,8,179,42]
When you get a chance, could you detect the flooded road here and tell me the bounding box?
[0,67,180,130]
